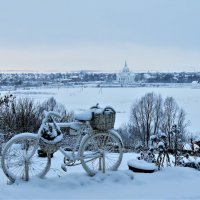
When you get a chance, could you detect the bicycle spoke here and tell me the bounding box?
[1,133,51,182]
[80,131,123,176]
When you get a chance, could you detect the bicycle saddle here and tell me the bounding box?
[74,110,92,121]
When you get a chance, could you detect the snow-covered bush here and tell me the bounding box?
[176,153,200,170]
[0,96,74,141]
[169,124,183,166]
[137,147,156,164]
[0,97,40,140]
[0,132,4,155]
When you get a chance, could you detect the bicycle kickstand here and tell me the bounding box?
[61,164,67,172]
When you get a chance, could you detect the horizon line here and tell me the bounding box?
[1,69,200,74]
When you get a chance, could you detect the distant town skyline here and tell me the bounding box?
[0,0,200,72]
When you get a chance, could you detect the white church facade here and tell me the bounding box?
[116,62,135,85]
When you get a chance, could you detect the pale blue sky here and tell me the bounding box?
[0,0,200,72]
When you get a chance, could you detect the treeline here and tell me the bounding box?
[1,71,200,88]
[0,72,116,87]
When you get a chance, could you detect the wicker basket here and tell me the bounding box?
[90,106,116,131]
[39,138,62,155]
[38,121,63,154]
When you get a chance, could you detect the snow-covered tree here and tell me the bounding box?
[126,92,189,150]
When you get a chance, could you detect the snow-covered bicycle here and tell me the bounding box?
[1,106,124,183]
[150,133,170,169]
[156,135,171,170]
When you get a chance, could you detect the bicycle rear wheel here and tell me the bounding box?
[1,133,51,182]
[80,131,123,176]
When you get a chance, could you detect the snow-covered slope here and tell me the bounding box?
[0,152,199,199]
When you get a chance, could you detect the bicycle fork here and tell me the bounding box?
[98,150,106,173]
[24,159,29,181]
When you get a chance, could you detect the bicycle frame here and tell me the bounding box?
[1,110,124,183]
[60,124,107,166]
[44,115,95,165]
[39,111,123,167]
[58,131,86,164]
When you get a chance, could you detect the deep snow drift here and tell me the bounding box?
[0,152,199,199]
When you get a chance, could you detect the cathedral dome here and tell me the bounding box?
[122,61,130,73]
[117,61,135,85]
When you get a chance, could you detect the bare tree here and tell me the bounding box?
[37,97,74,122]
[38,97,65,115]
[129,92,162,146]
[160,97,189,149]
[160,97,178,147]
[152,94,163,136]
[126,93,189,150]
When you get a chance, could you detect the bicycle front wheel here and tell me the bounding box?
[80,131,123,176]
[1,133,51,182]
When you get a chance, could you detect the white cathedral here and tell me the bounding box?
[116,61,135,85]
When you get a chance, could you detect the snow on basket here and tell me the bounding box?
[90,105,116,131]
[38,123,63,154]
[127,159,158,173]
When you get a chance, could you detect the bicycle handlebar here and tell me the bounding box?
[103,106,116,114]
[90,104,116,114]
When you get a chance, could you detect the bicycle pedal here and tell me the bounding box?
[61,164,67,172]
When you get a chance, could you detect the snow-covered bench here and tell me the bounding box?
[127,159,158,173]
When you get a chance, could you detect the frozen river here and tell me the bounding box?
[3,86,200,134]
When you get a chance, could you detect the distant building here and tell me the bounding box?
[116,61,135,85]
[191,80,200,89]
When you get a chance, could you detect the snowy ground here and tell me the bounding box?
[0,152,200,200]
[1,86,200,199]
